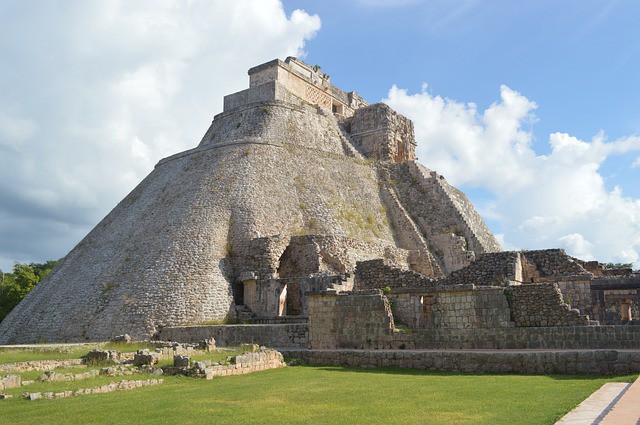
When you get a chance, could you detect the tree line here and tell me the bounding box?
[0,260,58,322]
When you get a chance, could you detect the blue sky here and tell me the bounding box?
[0,0,639,270]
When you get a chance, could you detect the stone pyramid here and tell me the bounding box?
[0,57,500,343]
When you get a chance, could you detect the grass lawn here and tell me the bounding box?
[1,365,634,425]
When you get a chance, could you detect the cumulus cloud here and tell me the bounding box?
[386,85,640,269]
[0,0,320,270]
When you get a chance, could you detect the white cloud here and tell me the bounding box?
[387,84,538,194]
[386,84,640,269]
[633,157,640,168]
[0,0,320,270]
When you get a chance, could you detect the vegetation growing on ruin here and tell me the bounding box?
[0,361,634,424]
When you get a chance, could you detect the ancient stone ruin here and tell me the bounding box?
[0,57,638,352]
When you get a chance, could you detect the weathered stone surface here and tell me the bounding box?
[307,290,395,349]
[83,349,121,365]
[509,283,592,327]
[133,350,160,366]
[110,334,131,343]
[173,355,190,368]
[166,348,285,379]
[20,379,164,400]
[0,359,83,373]
[157,324,308,348]
[0,57,499,344]
[282,349,640,376]
[0,374,21,391]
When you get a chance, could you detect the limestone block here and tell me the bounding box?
[173,355,191,368]
[133,350,160,366]
[1,374,20,390]
[110,334,132,343]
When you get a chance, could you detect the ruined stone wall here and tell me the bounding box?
[156,324,308,349]
[240,235,414,283]
[428,287,512,329]
[521,249,591,281]
[556,280,594,318]
[200,349,286,378]
[445,251,520,286]
[307,291,395,349]
[388,287,512,330]
[346,103,416,162]
[354,259,437,290]
[509,283,592,326]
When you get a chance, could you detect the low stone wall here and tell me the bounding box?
[0,359,83,373]
[20,379,164,400]
[282,349,640,375]
[201,349,285,379]
[156,324,308,349]
[509,283,592,326]
[407,325,640,350]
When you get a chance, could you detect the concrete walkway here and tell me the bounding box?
[556,376,640,424]
[601,375,640,424]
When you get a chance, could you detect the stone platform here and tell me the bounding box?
[279,348,640,375]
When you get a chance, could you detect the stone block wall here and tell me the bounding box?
[428,287,512,329]
[509,283,592,326]
[389,291,429,329]
[281,348,640,375]
[156,324,308,349]
[409,325,640,350]
[354,259,437,290]
[556,279,594,318]
[521,249,591,280]
[445,251,520,286]
[307,290,395,349]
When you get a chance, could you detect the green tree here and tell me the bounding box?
[0,259,59,322]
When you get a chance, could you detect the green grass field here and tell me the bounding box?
[1,360,635,425]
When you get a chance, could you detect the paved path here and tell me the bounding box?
[556,383,631,424]
[601,375,640,424]
[556,376,640,424]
